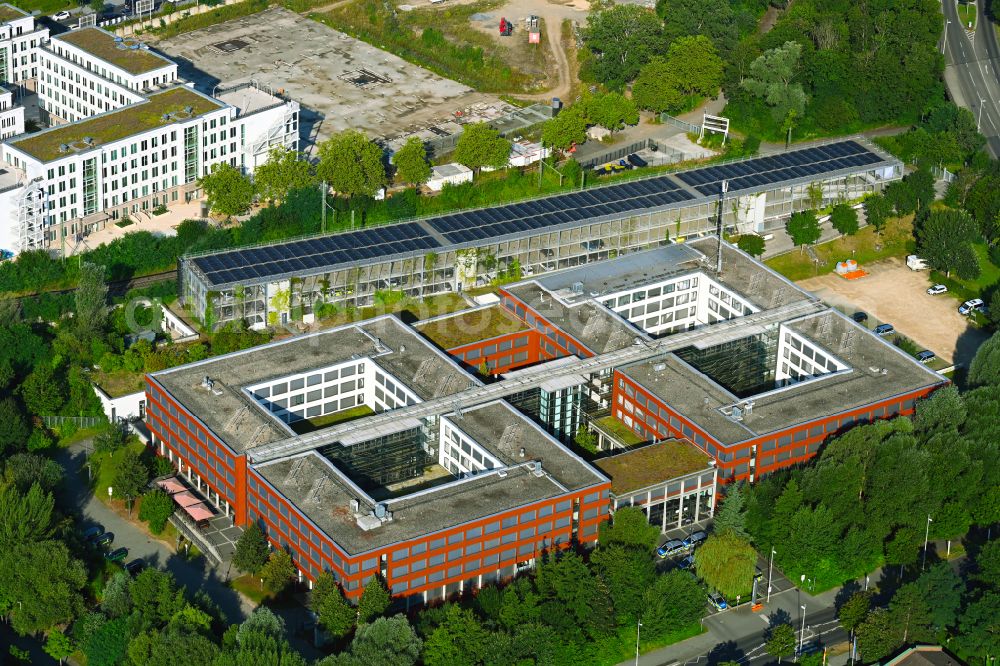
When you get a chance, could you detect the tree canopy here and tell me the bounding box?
[582,5,665,89]
[393,137,432,187]
[200,163,255,217]
[254,147,316,202]
[454,123,512,173]
[317,130,387,198]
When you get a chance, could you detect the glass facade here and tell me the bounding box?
[183,126,198,184]
[317,426,432,491]
[506,384,583,442]
[82,157,97,216]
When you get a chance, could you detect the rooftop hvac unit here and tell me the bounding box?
[571,281,584,294]
[497,469,508,478]
[374,503,388,519]
[349,499,359,512]
[184,106,193,114]
[200,376,214,391]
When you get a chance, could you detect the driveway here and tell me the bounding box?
[56,443,252,623]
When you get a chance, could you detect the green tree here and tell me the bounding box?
[786,210,821,252]
[75,261,109,340]
[838,591,872,636]
[974,539,1000,588]
[694,532,757,599]
[541,105,588,150]
[640,570,705,639]
[917,208,981,280]
[43,631,73,664]
[765,623,796,663]
[112,447,149,513]
[713,483,748,538]
[632,57,687,113]
[736,234,765,258]
[658,0,739,55]
[93,423,126,454]
[856,607,900,662]
[598,505,660,549]
[582,5,665,88]
[0,397,29,454]
[89,0,105,13]
[863,193,892,235]
[316,130,386,198]
[348,615,422,666]
[590,543,656,620]
[392,137,432,187]
[454,123,511,174]
[100,571,132,618]
[586,92,639,133]
[259,550,296,594]
[232,521,270,574]
[254,147,315,202]
[218,610,306,666]
[741,42,807,121]
[830,203,859,235]
[0,482,54,547]
[422,604,489,666]
[0,540,87,635]
[3,452,62,494]
[85,616,129,666]
[357,575,390,624]
[955,591,1000,659]
[138,488,175,534]
[573,425,598,455]
[969,332,1000,388]
[888,582,934,645]
[311,572,356,638]
[664,36,724,98]
[200,163,255,217]
[18,364,66,416]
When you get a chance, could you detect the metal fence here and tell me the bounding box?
[660,113,702,134]
[42,415,107,429]
[576,137,686,169]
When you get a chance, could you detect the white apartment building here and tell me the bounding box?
[0,4,47,89]
[0,17,299,256]
[0,85,23,139]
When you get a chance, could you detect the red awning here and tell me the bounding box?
[157,478,186,494]
[184,503,214,522]
[172,491,202,508]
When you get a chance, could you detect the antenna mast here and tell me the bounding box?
[716,179,729,273]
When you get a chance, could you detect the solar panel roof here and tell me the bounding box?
[676,140,883,196]
[191,222,441,286]
[426,175,696,244]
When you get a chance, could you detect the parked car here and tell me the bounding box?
[852,311,869,324]
[125,559,145,576]
[683,530,708,549]
[656,539,686,559]
[95,532,114,547]
[82,525,104,542]
[754,567,764,581]
[959,298,984,315]
[105,547,129,562]
[874,323,895,336]
[708,592,728,611]
[627,153,648,168]
[677,554,695,570]
[53,10,71,20]
[916,350,936,363]
[926,284,948,295]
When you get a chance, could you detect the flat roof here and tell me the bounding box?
[447,400,606,491]
[151,316,470,453]
[593,439,712,495]
[0,3,28,22]
[214,84,285,116]
[10,87,222,162]
[183,139,899,289]
[416,305,527,349]
[620,309,944,446]
[54,28,174,76]
[255,451,569,556]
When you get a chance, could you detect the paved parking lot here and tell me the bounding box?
[797,257,990,366]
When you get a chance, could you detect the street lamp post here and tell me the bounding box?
[634,619,642,666]
[978,98,986,133]
[767,548,776,602]
[799,605,807,657]
[942,20,951,55]
[922,514,933,571]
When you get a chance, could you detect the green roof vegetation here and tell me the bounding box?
[56,28,172,75]
[288,404,375,435]
[0,4,28,22]
[92,368,147,398]
[11,87,222,162]
[593,415,646,447]
[594,439,711,495]
[416,305,527,350]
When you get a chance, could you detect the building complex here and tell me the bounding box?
[0,8,299,255]
[145,238,945,606]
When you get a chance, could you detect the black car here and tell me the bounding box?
[95,532,114,547]
[82,525,104,542]
[852,311,869,324]
[626,153,648,168]
[105,547,129,562]
[125,559,145,575]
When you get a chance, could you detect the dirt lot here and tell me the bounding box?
[797,257,989,366]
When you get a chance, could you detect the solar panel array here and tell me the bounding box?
[426,177,695,245]
[192,222,440,285]
[676,140,883,196]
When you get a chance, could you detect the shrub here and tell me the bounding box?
[138,488,175,534]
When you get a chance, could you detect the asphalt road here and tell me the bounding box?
[942,0,1000,157]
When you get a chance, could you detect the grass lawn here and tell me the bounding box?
[58,424,107,448]
[5,0,73,15]
[288,404,375,435]
[592,622,704,666]
[416,305,527,349]
[929,243,1000,302]
[593,416,645,447]
[230,573,276,606]
[958,2,977,29]
[93,439,147,498]
[765,215,915,281]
